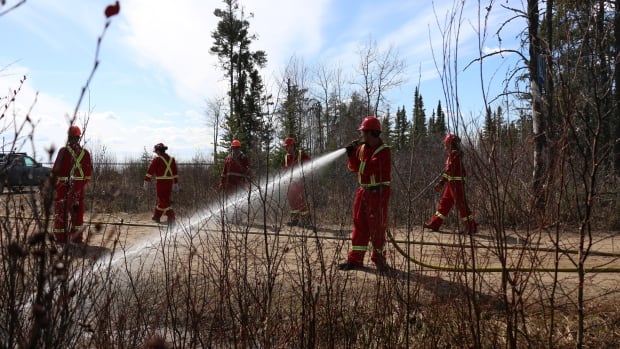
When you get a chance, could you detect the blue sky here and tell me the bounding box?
[0,0,525,162]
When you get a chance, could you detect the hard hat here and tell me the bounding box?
[68,125,81,137]
[283,137,296,147]
[358,116,381,131]
[153,142,168,152]
[231,139,241,148]
[443,133,460,147]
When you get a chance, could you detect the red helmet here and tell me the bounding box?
[283,137,296,147]
[231,139,241,148]
[68,125,81,137]
[153,142,168,152]
[358,116,381,131]
[443,133,460,147]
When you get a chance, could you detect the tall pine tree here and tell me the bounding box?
[434,100,446,135]
[211,0,267,153]
[381,107,393,145]
[411,87,427,142]
[392,105,409,151]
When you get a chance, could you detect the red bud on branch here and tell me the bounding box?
[104,1,120,18]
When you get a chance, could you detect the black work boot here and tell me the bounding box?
[338,261,361,271]
[300,218,317,232]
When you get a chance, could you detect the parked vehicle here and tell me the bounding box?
[0,152,51,192]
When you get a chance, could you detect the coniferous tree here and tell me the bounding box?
[428,110,435,136]
[483,105,495,143]
[411,87,427,142]
[434,100,446,135]
[211,0,267,153]
[280,79,306,143]
[381,107,393,145]
[392,105,409,151]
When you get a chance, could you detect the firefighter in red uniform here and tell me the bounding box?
[220,139,251,194]
[424,133,477,234]
[282,137,313,228]
[144,143,179,224]
[339,116,391,271]
[52,125,93,243]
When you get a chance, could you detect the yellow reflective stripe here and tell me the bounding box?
[360,182,391,189]
[358,144,388,186]
[462,215,474,222]
[156,156,175,179]
[442,173,464,181]
[351,245,368,251]
[57,178,88,182]
[358,144,366,175]
[434,211,445,220]
[67,147,86,180]
[284,150,303,168]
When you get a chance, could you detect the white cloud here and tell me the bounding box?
[120,0,222,105]
[2,0,527,162]
[120,0,331,106]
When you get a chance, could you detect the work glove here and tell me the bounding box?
[173,183,180,193]
[345,140,359,157]
[143,180,149,191]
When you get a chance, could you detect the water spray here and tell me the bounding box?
[101,147,348,270]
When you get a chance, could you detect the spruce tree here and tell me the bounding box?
[392,105,409,151]
[381,107,393,145]
[411,87,427,142]
[434,100,446,135]
[211,0,267,153]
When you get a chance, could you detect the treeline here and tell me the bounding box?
[206,0,619,191]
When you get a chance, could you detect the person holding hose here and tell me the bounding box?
[424,133,477,234]
[144,143,179,225]
[339,116,392,271]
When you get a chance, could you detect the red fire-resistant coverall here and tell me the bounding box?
[220,151,250,194]
[145,154,178,222]
[282,149,311,221]
[52,143,93,243]
[426,149,477,232]
[346,142,391,266]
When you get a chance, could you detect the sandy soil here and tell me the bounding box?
[77,211,620,305]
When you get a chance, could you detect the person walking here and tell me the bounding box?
[144,143,179,224]
[52,125,93,243]
[339,116,391,271]
[220,139,251,194]
[281,137,313,228]
[424,133,477,234]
